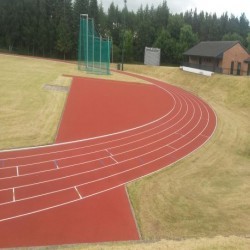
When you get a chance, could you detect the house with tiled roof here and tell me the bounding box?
[183,41,250,75]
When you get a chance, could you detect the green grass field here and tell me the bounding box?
[0,54,249,249]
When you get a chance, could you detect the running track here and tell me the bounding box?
[0,72,216,248]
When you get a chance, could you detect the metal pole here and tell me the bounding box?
[92,18,94,71]
[121,0,127,71]
[100,35,102,70]
[107,37,110,74]
[80,14,89,69]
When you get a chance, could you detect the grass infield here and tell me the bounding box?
[0,55,249,249]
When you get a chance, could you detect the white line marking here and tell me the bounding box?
[110,156,118,164]
[16,166,19,176]
[106,149,118,163]
[12,188,15,202]
[54,160,59,169]
[74,186,83,199]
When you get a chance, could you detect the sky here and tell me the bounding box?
[101,0,250,21]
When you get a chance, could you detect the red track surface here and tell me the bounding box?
[0,72,216,248]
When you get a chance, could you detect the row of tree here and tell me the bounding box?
[0,0,249,64]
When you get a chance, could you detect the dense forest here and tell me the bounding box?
[0,0,249,64]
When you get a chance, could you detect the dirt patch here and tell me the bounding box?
[43,84,69,92]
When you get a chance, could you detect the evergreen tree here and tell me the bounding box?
[56,0,73,59]
[0,0,249,63]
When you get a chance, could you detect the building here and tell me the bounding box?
[183,41,250,76]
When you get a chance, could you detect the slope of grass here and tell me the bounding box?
[125,65,250,241]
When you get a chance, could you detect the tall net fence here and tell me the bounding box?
[78,15,112,75]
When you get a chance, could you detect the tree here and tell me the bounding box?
[153,28,174,64]
[155,0,169,31]
[247,33,250,52]
[123,29,133,62]
[222,32,244,44]
[56,0,73,59]
[179,24,199,52]
[89,0,99,23]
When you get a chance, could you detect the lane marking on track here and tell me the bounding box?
[54,160,59,170]
[12,188,15,202]
[201,133,209,138]
[74,186,83,199]
[16,166,19,176]
[106,149,118,164]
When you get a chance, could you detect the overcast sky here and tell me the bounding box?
[101,0,250,21]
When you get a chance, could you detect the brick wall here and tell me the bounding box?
[222,43,249,75]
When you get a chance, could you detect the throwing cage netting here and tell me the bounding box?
[78,14,112,75]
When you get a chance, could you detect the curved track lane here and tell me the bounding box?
[0,73,216,247]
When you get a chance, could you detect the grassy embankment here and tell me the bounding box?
[125,65,250,246]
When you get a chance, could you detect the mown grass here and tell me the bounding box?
[124,65,250,244]
[0,54,145,150]
[1,56,249,249]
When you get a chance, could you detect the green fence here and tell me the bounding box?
[78,14,111,75]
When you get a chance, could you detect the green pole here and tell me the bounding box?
[121,0,127,71]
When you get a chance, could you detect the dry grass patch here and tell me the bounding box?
[45,236,250,250]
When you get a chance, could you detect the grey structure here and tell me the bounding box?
[144,47,161,66]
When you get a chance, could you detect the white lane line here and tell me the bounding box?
[74,186,83,199]
[12,188,15,202]
[16,166,19,176]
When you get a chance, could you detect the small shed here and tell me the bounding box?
[183,41,250,75]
